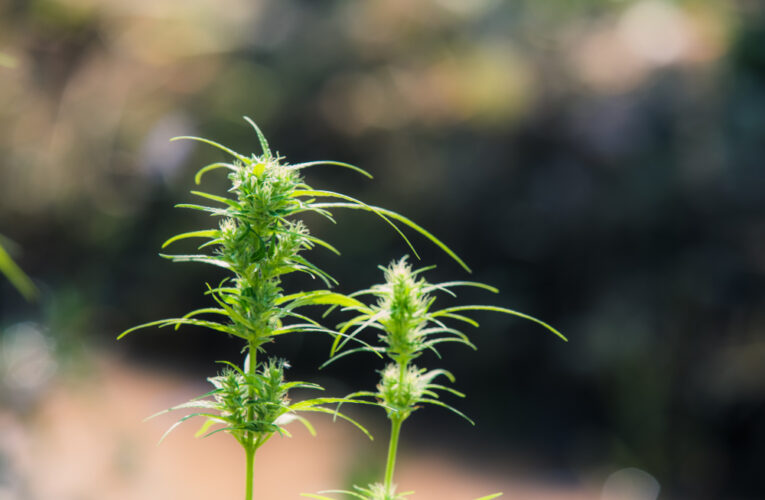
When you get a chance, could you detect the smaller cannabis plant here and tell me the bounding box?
[305,257,566,500]
[119,119,468,500]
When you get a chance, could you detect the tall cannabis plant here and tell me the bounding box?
[307,257,566,500]
[119,119,468,500]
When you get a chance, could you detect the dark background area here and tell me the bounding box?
[1,1,764,499]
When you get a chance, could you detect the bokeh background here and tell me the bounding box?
[1,0,764,499]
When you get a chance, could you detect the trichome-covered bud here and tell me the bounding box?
[206,358,292,443]
[377,363,429,417]
[375,257,431,360]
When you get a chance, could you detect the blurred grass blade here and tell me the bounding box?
[0,242,37,300]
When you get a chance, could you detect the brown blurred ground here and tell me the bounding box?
[1,354,595,500]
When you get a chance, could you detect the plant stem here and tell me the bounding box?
[245,444,255,500]
[245,340,258,500]
[383,355,410,496]
[384,416,403,495]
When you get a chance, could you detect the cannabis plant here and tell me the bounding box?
[118,119,468,500]
[306,257,566,500]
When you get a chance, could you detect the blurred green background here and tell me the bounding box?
[1,0,764,498]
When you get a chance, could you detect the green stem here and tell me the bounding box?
[245,340,258,500]
[245,444,255,500]
[384,416,403,495]
[383,355,410,496]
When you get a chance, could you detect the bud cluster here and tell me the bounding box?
[206,359,291,443]
[374,259,430,360]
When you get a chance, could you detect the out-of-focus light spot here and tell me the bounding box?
[320,43,534,134]
[602,468,660,500]
[104,0,261,65]
[0,52,17,68]
[319,70,410,136]
[1,322,57,403]
[140,113,195,182]
[571,2,725,94]
[618,0,691,65]
[704,339,765,402]
[571,29,646,94]
[432,0,499,18]
[443,42,534,125]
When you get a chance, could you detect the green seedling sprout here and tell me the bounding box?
[119,119,468,500]
[305,257,565,500]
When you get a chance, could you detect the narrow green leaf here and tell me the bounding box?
[320,346,385,369]
[419,398,474,425]
[118,319,175,339]
[157,412,220,444]
[213,359,245,375]
[297,406,373,441]
[162,230,220,249]
[287,160,373,179]
[194,418,218,438]
[333,311,384,356]
[171,136,247,162]
[425,281,499,294]
[303,234,341,255]
[293,415,317,437]
[294,190,420,261]
[422,337,477,351]
[435,305,567,341]
[281,291,367,311]
[311,202,471,273]
[427,384,466,398]
[271,324,339,337]
[119,317,243,339]
[429,311,479,328]
[194,162,237,184]
[177,307,228,329]
[243,116,271,156]
[159,253,231,270]
[282,311,321,327]
[191,190,240,208]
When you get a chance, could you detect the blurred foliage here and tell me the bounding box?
[0,237,37,301]
[1,0,764,498]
